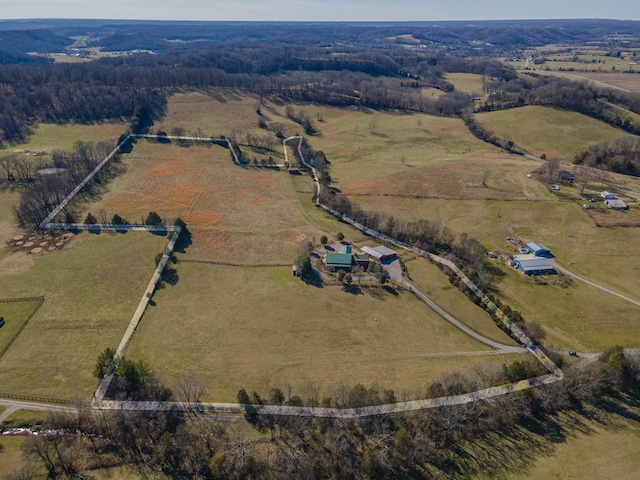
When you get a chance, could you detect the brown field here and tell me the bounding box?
[446,73,486,96]
[549,71,640,92]
[127,262,513,403]
[76,140,324,262]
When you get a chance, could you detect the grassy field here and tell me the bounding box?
[0,299,42,355]
[11,122,126,154]
[556,71,640,92]
[76,139,325,262]
[475,106,630,161]
[126,263,507,402]
[0,232,168,399]
[465,399,640,480]
[446,73,486,96]
[291,105,512,191]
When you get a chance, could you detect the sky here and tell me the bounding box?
[0,0,639,22]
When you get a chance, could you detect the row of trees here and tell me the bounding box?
[575,135,640,177]
[13,140,118,228]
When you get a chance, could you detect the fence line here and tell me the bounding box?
[0,297,45,361]
[0,392,72,405]
[180,259,290,268]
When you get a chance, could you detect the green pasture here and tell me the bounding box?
[126,263,503,402]
[476,106,629,161]
[0,232,168,399]
[0,299,42,356]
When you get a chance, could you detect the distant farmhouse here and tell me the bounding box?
[600,191,629,210]
[525,242,553,258]
[511,255,556,276]
[558,170,575,183]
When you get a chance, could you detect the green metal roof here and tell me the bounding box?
[325,253,352,267]
[340,245,353,254]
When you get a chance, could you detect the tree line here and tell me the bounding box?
[575,135,640,177]
[11,347,640,479]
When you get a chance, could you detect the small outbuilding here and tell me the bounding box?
[361,245,398,261]
[525,242,553,258]
[558,170,575,183]
[511,255,556,276]
[605,199,629,210]
[601,191,617,200]
[353,253,370,269]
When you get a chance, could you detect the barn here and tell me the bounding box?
[361,245,398,261]
[525,242,552,258]
[511,256,556,276]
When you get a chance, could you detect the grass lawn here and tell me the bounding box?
[475,106,630,161]
[0,299,42,356]
[0,436,29,478]
[126,263,504,402]
[397,253,517,346]
[0,232,168,399]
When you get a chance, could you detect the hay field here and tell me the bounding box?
[557,71,640,92]
[476,106,629,161]
[0,232,168,399]
[127,263,503,402]
[446,73,486,96]
[77,140,324,262]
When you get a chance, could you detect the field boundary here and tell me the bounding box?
[0,296,45,361]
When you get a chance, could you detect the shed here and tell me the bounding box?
[558,170,575,183]
[601,191,617,200]
[339,245,353,254]
[325,252,353,272]
[525,242,552,258]
[605,199,629,210]
[361,245,398,261]
[353,253,370,269]
[511,255,556,276]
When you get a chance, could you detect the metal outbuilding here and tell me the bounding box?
[361,245,398,261]
[511,255,556,276]
[525,242,552,258]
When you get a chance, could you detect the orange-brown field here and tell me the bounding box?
[78,139,323,262]
[555,71,640,93]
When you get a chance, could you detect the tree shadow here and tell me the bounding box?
[382,285,399,296]
[302,271,324,288]
[343,284,363,295]
[173,224,192,253]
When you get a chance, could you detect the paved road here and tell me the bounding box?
[552,261,640,309]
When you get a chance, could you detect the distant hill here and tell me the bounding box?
[0,49,52,64]
[0,29,72,53]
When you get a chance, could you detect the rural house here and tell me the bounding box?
[324,245,354,272]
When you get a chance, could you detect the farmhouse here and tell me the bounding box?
[324,245,354,272]
[525,242,553,258]
[605,198,629,210]
[511,255,556,276]
[361,245,398,261]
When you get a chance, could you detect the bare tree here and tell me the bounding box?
[546,157,560,184]
[369,118,378,134]
[177,371,206,405]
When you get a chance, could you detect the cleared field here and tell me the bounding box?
[11,122,126,154]
[341,157,547,201]
[0,232,168,399]
[0,299,42,355]
[77,140,324,262]
[0,436,29,478]
[446,73,486,96]
[351,196,640,350]
[127,263,501,402]
[475,106,630,161]
[295,105,510,190]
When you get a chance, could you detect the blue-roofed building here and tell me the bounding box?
[511,255,556,276]
[525,242,552,258]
